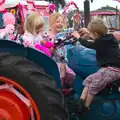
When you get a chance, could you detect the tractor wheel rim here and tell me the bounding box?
[0,76,40,120]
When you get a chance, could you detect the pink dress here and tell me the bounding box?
[43,31,75,86]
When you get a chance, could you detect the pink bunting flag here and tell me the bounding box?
[113,0,120,2]
[26,0,36,13]
[0,0,6,12]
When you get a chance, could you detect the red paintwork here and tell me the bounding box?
[0,76,40,120]
[0,90,30,120]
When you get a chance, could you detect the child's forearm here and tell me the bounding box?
[77,37,95,49]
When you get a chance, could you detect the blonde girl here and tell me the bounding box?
[47,12,75,87]
[21,12,54,57]
[22,12,44,47]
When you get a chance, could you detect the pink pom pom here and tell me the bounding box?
[44,41,54,48]
[34,44,51,57]
[3,12,15,25]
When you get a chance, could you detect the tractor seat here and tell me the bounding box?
[98,79,120,96]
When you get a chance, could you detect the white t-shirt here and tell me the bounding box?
[22,31,43,47]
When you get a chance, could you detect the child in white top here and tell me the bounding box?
[22,12,54,56]
[23,12,44,47]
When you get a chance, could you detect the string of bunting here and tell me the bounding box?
[63,1,79,15]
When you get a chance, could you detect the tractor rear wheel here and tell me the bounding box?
[0,52,68,120]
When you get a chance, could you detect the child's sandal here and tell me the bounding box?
[77,99,90,114]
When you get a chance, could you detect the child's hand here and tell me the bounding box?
[82,34,91,40]
[41,40,46,45]
[50,47,55,53]
[71,31,80,39]
[79,28,89,36]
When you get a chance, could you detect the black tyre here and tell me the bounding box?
[0,52,68,120]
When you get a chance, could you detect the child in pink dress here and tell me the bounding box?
[46,12,75,88]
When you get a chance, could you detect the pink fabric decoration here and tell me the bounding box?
[0,0,6,11]
[26,0,36,13]
[48,4,56,13]
[3,12,15,25]
[0,20,15,35]
[34,44,51,57]
[113,32,120,40]
[0,12,15,39]
[43,41,54,48]
[113,0,120,2]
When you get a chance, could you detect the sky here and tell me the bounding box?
[66,0,120,11]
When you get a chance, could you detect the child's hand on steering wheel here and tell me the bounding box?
[79,27,89,36]
[71,31,80,39]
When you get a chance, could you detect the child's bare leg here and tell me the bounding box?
[80,87,88,100]
[77,87,89,113]
[60,63,66,86]
[85,94,94,108]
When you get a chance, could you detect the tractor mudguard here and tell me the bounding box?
[0,40,61,89]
